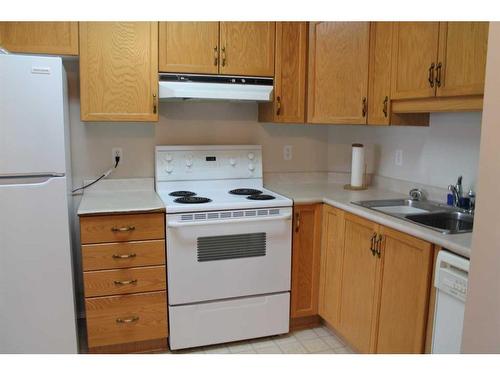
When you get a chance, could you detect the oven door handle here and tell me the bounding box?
[168,214,292,228]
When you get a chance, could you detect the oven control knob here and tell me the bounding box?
[229,158,236,166]
[186,159,193,168]
[165,166,173,174]
[165,153,173,162]
[248,163,255,172]
[248,152,255,160]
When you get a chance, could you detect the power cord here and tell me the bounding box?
[72,155,120,194]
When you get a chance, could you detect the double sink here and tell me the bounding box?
[352,198,473,234]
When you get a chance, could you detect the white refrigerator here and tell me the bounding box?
[0,54,78,353]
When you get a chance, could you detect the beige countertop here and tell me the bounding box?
[77,178,165,216]
[265,181,472,259]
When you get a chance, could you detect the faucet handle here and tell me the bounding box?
[409,188,424,201]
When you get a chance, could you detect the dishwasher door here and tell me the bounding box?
[432,250,470,354]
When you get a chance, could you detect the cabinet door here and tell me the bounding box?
[376,226,433,353]
[259,22,307,123]
[219,22,275,77]
[338,213,381,353]
[307,22,370,124]
[391,22,440,100]
[79,22,158,122]
[158,22,219,74]
[368,22,393,126]
[436,22,489,97]
[0,22,78,55]
[291,204,322,319]
[318,205,345,329]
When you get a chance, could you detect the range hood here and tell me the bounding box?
[159,74,273,102]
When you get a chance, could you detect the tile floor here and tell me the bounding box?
[173,325,356,354]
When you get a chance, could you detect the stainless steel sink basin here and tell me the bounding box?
[353,198,474,234]
[405,212,474,234]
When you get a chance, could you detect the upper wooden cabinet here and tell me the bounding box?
[391,22,488,105]
[290,204,322,319]
[159,21,275,77]
[436,22,489,97]
[258,22,307,123]
[79,22,159,122]
[307,22,370,124]
[159,22,219,74]
[0,22,78,55]
[219,22,275,77]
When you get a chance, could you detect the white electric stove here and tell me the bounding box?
[155,145,293,350]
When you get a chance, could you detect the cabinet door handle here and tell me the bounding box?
[116,316,139,324]
[213,46,218,66]
[112,253,137,259]
[375,234,383,258]
[295,212,300,233]
[153,93,157,114]
[382,96,389,118]
[370,233,377,256]
[435,62,442,88]
[276,96,281,116]
[221,46,226,67]
[428,63,435,88]
[114,279,138,285]
[111,226,136,232]
[362,97,367,117]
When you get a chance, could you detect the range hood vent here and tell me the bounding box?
[159,74,273,102]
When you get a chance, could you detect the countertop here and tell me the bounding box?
[77,178,165,216]
[265,181,472,259]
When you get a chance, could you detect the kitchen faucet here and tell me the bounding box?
[448,176,463,208]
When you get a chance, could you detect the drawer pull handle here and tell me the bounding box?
[111,226,136,232]
[112,253,137,259]
[116,316,139,324]
[113,279,138,285]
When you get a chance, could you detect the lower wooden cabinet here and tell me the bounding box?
[290,204,322,321]
[319,205,434,353]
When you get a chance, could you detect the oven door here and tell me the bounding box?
[166,207,292,305]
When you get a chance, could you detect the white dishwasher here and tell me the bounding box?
[432,249,470,354]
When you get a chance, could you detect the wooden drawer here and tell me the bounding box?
[85,291,167,348]
[83,266,166,298]
[80,213,164,244]
[82,240,165,271]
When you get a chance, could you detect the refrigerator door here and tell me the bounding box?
[0,176,78,353]
[0,54,67,176]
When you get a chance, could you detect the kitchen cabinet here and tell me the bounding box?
[0,22,79,55]
[219,22,275,77]
[79,22,158,122]
[159,22,220,74]
[307,22,370,124]
[368,22,429,126]
[318,205,345,329]
[258,22,307,123]
[159,22,275,77]
[80,212,168,353]
[319,206,434,353]
[391,22,488,112]
[291,204,322,322]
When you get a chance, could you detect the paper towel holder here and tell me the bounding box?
[344,161,368,191]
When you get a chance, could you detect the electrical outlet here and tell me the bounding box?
[112,147,123,164]
[283,145,293,161]
[395,149,403,166]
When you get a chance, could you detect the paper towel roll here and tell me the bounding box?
[350,143,365,187]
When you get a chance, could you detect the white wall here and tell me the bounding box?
[462,22,500,353]
[327,112,482,192]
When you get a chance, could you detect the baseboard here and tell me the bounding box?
[87,338,169,354]
[290,315,322,331]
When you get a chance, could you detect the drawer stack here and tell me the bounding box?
[80,213,168,353]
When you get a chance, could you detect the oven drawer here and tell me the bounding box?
[80,213,164,244]
[83,266,166,297]
[169,292,290,350]
[85,291,167,348]
[82,240,165,271]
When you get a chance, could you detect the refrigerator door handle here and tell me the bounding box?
[0,173,65,186]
